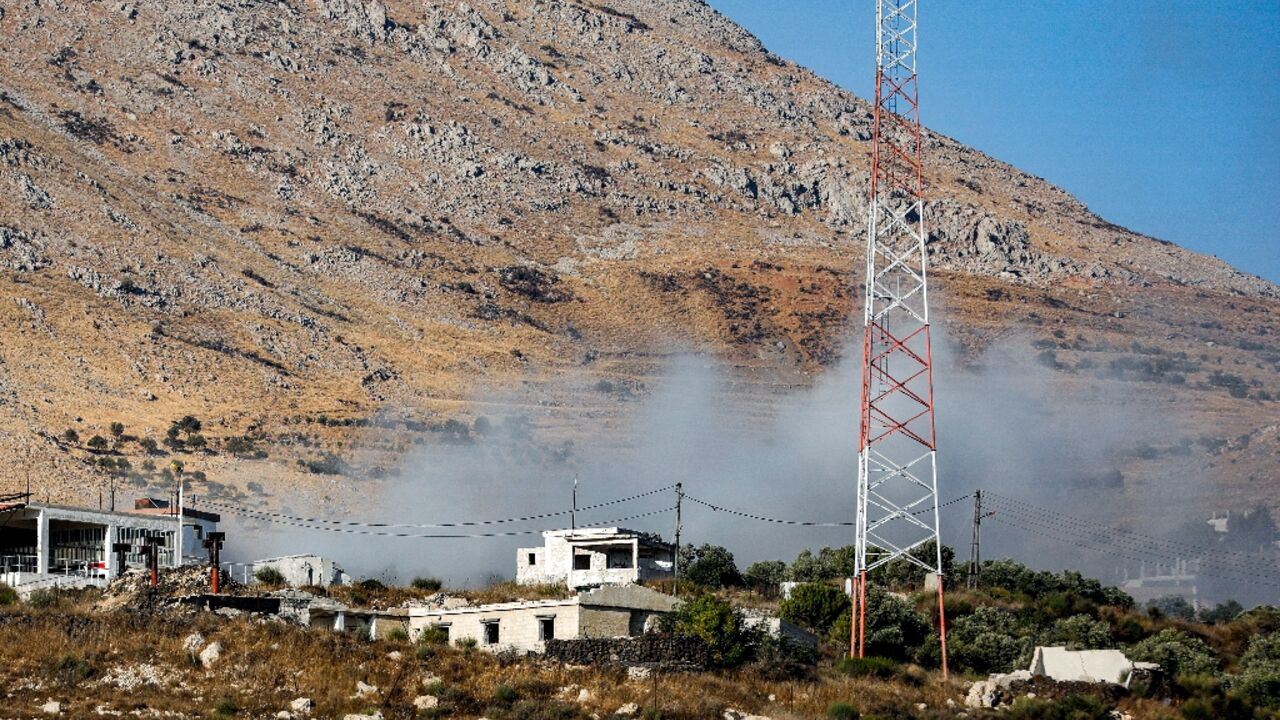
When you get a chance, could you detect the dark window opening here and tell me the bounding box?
[573,554,591,570]
[539,617,555,641]
[483,621,500,645]
[434,624,450,641]
[527,552,537,566]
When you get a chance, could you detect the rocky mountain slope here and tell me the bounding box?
[0,0,1276,525]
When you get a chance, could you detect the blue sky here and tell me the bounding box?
[707,1,1280,284]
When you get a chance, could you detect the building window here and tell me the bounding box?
[483,621,500,645]
[432,624,450,642]
[527,552,537,566]
[573,554,591,570]
[538,616,555,641]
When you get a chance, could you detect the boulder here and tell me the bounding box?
[40,700,61,715]
[290,698,313,714]
[354,680,379,698]
[182,632,205,655]
[413,695,439,710]
[614,703,639,717]
[198,642,222,668]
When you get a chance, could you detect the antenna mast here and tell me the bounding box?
[853,0,948,677]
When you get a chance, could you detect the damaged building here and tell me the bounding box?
[516,528,675,589]
[0,495,218,594]
[406,584,680,653]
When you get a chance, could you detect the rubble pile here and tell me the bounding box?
[965,670,1129,710]
[94,565,241,613]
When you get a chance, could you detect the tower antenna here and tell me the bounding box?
[853,0,949,678]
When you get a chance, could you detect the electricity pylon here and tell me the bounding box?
[852,0,948,678]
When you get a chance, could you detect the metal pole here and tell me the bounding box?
[571,475,577,532]
[968,490,982,589]
[175,473,183,568]
[673,483,683,597]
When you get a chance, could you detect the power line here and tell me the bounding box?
[683,493,971,527]
[987,509,1280,590]
[983,492,1279,575]
[206,501,676,540]
[195,484,676,529]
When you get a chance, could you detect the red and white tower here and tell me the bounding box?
[853,0,948,676]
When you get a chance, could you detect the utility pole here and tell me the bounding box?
[673,483,683,597]
[204,532,225,594]
[969,490,981,589]
[853,0,949,679]
[571,474,578,532]
[171,461,184,569]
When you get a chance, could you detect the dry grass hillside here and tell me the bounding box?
[0,0,1276,523]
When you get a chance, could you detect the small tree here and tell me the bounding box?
[109,422,125,439]
[681,544,743,588]
[86,435,108,452]
[139,437,158,454]
[1044,614,1112,650]
[744,560,787,589]
[186,433,207,450]
[668,594,757,668]
[62,428,79,444]
[779,582,849,636]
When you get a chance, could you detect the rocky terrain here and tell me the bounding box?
[0,0,1276,529]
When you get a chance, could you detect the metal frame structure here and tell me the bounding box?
[853,0,948,676]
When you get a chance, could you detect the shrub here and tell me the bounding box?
[1225,632,1280,709]
[456,637,478,651]
[1127,629,1218,678]
[213,696,239,716]
[254,567,286,585]
[1044,614,1112,650]
[109,421,125,438]
[388,627,409,642]
[411,576,443,592]
[945,605,1031,674]
[835,655,897,678]
[419,626,450,645]
[62,428,79,444]
[1147,595,1196,621]
[1005,694,1110,720]
[827,701,860,720]
[87,435,108,451]
[493,683,518,704]
[358,578,386,591]
[829,586,931,661]
[54,653,95,686]
[27,588,60,608]
[0,583,17,605]
[668,594,757,668]
[779,582,849,636]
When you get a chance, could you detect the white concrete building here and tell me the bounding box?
[516,528,675,589]
[251,554,351,587]
[0,498,219,594]
[406,584,679,654]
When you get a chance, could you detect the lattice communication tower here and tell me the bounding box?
[852,0,948,676]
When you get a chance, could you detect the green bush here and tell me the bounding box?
[1005,694,1110,720]
[456,637,478,651]
[829,586,932,661]
[668,594,757,668]
[0,583,17,605]
[27,588,60,608]
[1126,629,1218,678]
[253,567,286,585]
[493,683,518,704]
[1043,614,1112,650]
[779,582,849,636]
[411,576,443,592]
[212,696,240,716]
[826,701,860,720]
[387,627,409,642]
[1226,632,1280,709]
[419,626,450,645]
[945,605,1032,674]
[835,655,897,678]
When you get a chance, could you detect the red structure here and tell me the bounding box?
[853,0,948,677]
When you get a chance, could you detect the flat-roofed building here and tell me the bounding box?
[0,497,218,594]
[516,528,675,589]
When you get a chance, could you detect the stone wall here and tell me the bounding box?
[543,634,710,670]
